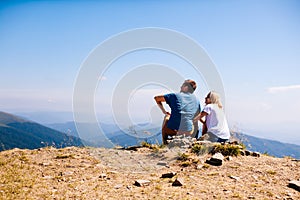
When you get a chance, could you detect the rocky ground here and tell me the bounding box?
[0,143,300,200]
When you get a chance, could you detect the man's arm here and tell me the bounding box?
[154,95,170,115]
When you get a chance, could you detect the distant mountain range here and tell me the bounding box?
[232,132,300,159]
[47,121,162,147]
[48,121,300,159]
[0,111,84,151]
[1,111,300,159]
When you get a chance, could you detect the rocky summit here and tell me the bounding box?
[0,139,300,200]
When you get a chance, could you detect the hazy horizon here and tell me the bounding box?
[7,110,300,146]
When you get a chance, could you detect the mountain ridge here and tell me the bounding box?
[47,121,300,159]
[0,111,84,151]
[1,111,300,159]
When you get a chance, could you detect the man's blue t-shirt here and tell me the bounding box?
[164,92,200,131]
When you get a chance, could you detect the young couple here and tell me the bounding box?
[154,79,230,144]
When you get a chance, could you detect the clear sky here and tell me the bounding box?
[1,0,300,144]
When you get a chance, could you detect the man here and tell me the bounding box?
[154,79,200,144]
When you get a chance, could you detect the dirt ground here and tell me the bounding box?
[0,146,299,200]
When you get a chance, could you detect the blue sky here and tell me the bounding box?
[0,0,300,144]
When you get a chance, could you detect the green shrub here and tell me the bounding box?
[177,153,190,161]
[55,154,74,159]
[140,141,160,151]
[191,143,210,155]
[211,143,243,156]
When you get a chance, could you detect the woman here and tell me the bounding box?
[194,91,230,143]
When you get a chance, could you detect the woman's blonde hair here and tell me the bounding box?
[207,91,223,109]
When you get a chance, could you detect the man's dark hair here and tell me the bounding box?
[184,79,197,93]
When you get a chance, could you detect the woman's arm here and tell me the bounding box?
[194,111,208,124]
[194,111,208,135]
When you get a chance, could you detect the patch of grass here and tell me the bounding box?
[140,141,160,151]
[181,161,192,167]
[266,170,276,175]
[155,184,163,191]
[141,141,152,148]
[0,156,36,199]
[177,152,199,167]
[202,163,210,169]
[55,154,75,159]
[191,143,210,155]
[250,183,262,188]
[232,193,242,199]
[259,190,274,197]
[211,143,243,156]
[207,172,219,176]
[192,157,200,164]
[177,153,190,161]
[19,154,29,162]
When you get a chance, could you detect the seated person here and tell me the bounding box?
[194,91,230,143]
[154,79,200,144]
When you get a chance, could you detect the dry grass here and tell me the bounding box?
[0,146,299,200]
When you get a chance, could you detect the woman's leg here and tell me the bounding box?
[217,138,228,143]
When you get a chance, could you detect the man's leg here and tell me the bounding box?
[162,115,177,144]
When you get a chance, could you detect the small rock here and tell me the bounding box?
[95,163,105,168]
[63,171,73,176]
[161,172,177,178]
[292,159,300,162]
[288,180,300,192]
[196,164,203,170]
[126,185,132,190]
[157,161,167,166]
[40,162,50,166]
[187,192,194,196]
[108,171,118,174]
[229,141,239,145]
[125,146,142,151]
[252,152,260,157]
[248,195,255,199]
[229,175,240,181]
[172,178,184,187]
[114,184,122,189]
[134,180,151,187]
[99,173,107,179]
[226,156,233,161]
[42,175,53,179]
[275,195,281,199]
[223,189,231,194]
[194,140,212,145]
[245,150,251,156]
[167,135,195,149]
[206,153,224,166]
